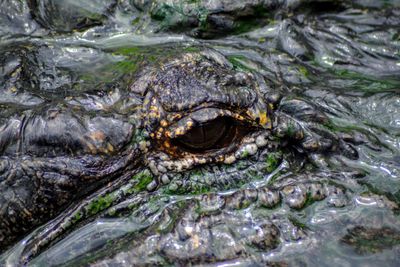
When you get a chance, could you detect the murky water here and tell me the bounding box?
[0,0,400,266]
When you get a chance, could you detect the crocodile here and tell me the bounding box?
[0,48,360,257]
[1,0,399,265]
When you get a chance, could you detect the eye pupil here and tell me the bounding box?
[172,117,233,152]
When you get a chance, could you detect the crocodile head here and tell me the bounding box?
[130,50,358,193]
[0,49,360,262]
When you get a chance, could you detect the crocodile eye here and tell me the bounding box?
[171,117,247,153]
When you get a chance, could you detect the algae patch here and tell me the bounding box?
[131,169,154,192]
[264,152,282,173]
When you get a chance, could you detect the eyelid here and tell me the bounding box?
[152,107,261,157]
[169,116,254,154]
[171,117,230,152]
[162,108,248,139]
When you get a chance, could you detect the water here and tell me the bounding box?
[0,0,399,266]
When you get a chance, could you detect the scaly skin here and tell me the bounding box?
[0,49,359,253]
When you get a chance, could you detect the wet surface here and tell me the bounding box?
[0,0,400,266]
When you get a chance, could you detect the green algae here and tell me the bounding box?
[115,60,139,73]
[333,69,400,93]
[71,212,82,223]
[227,55,255,72]
[164,179,210,195]
[183,46,201,53]
[131,128,147,145]
[303,192,317,209]
[289,216,308,230]
[264,152,282,173]
[285,121,297,138]
[267,170,285,186]
[246,168,263,180]
[131,170,154,192]
[87,194,115,215]
[298,65,309,77]
[241,150,250,158]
